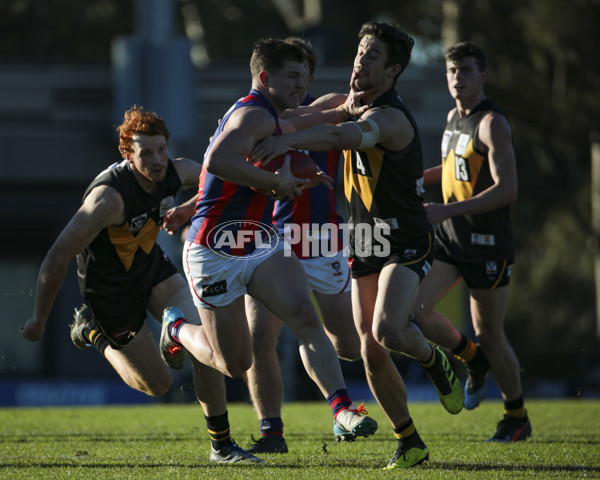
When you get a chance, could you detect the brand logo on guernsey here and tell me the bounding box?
[202,280,227,297]
[208,220,280,259]
[128,214,147,233]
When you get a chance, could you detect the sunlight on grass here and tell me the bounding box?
[0,400,598,479]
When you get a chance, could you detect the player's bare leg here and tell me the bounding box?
[352,274,412,426]
[194,297,253,378]
[315,291,360,361]
[352,274,429,469]
[470,287,522,400]
[248,251,346,396]
[103,322,172,395]
[249,250,378,441]
[412,261,463,348]
[244,297,289,453]
[244,297,284,421]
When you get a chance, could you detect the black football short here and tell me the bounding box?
[85,254,179,348]
[350,233,433,281]
[434,248,513,289]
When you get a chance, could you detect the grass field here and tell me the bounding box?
[0,399,599,479]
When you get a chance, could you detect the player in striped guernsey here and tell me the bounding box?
[165,38,378,447]
[244,37,360,454]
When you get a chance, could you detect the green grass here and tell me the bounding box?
[0,399,599,479]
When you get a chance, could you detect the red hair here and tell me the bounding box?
[116,106,170,157]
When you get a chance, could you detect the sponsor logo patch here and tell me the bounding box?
[423,260,431,275]
[404,249,417,259]
[486,261,498,275]
[374,217,399,230]
[456,133,471,156]
[202,280,227,297]
[128,214,147,233]
[159,196,175,218]
[441,130,452,157]
[471,233,495,246]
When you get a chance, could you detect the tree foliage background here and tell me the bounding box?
[2,0,599,387]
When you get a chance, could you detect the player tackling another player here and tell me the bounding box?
[161,37,380,449]
[250,22,466,469]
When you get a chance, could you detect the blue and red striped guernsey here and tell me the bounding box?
[272,94,344,259]
[186,90,282,256]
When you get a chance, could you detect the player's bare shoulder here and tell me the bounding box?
[83,184,126,227]
[478,111,512,152]
[364,106,414,151]
[171,157,202,189]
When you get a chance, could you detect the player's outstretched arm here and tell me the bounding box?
[280,93,346,119]
[19,186,124,342]
[282,89,373,132]
[250,107,397,163]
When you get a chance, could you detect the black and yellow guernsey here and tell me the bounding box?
[437,99,514,262]
[343,87,431,256]
[76,160,181,317]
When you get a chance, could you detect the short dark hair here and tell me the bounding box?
[445,41,487,72]
[284,36,318,75]
[250,38,304,78]
[358,21,414,76]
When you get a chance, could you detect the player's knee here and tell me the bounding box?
[361,340,389,371]
[134,374,172,396]
[296,297,319,321]
[250,328,279,353]
[411,302,426,320]
[220,355,252,379]
[285,298,321,335]
[337,349,361,362]
[148,382,171,396]
[372,321,404,352]
[476,329,505,352]
[335,338,361,362]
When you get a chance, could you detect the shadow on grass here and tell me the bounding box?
[2,460,599,473]
[429,462,600,474]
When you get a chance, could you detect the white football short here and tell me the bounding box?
[300,250,351,295]
[183,239,283,308]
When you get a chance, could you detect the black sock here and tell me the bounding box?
[206,412,231,450]
[421,347,452,395]
[393,418,416,441]
[452,334,470,357]
[504,396,526,418]
[393,419,423,448]
[260,417,283,437]
[88,326,110,356]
